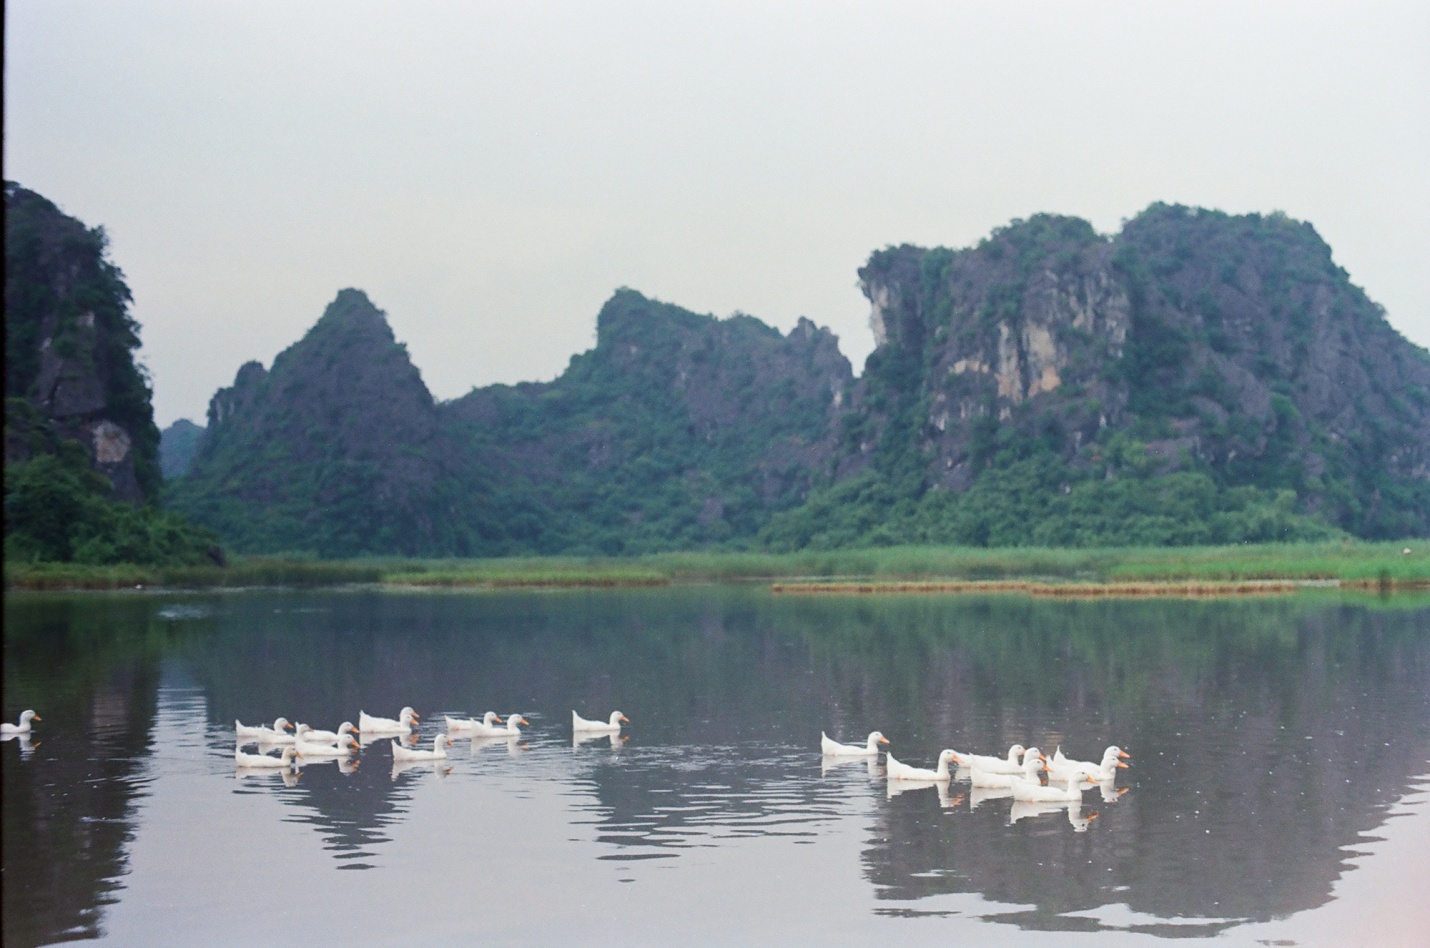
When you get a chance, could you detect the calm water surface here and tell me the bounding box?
[3,587,1428,946]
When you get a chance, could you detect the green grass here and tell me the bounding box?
[5,542,1426,591]
[3,557,381,591]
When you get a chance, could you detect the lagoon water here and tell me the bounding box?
[3,586,1428,946]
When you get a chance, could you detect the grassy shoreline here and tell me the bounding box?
[4,542,1427,595]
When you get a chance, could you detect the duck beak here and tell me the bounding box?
[620,715,630,723]
[1118,750,1130,759]
[494,716,504,723]
[32,715,41,722]
[879,737,890,744]
[520,717,531,726]
[1117,761,1129,769]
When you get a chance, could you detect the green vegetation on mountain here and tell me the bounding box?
[158,418,203,480]
[162,204,1428,557]
[165,289,508,557]
[4,183,218,566]
[766,206,1429,549]
[448,289,850,554]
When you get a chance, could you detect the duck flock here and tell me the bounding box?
[9,706,1129,825]
[231,707,630,774]
[822,729,1130,819]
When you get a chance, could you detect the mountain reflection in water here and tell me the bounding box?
[2,587,1427,945]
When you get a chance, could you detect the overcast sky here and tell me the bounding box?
[6,1,1428,428]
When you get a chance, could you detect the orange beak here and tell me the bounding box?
[494,715,504,724]
[1117,762,1129,769]
[518,717,530,726]
[1118,750,1130,759]
[285,722,294,730]
[879,737,890,744]
[412,712,421,720]
[620,715,630,723]
[32,715,42,722]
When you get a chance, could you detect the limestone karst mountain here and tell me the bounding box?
[4,182,218,564]
[166,205,1430,555]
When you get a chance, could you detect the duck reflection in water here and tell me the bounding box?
[821,754,881,779]
[3,732,41,760]
[476,734,532,756]
[572,730,626,751]
[1009,799,1100,832]
[885,779,965,809]
[391,759,452,780]
[235,766,303,788]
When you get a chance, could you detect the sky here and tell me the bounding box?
[5,1,1429,428]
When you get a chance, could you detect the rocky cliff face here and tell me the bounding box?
[167,289,478,556]
[170,205,1429,554]
[834,206,1430,538]
[158,418,204,480]
[4,182,160,502]
[448,288,852,552]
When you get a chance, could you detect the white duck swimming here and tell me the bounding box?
[1048,745,1130,782]
[1012,770,1098,803]
[295,722,356,745]
[295,733,359,758]
[886,749,958,782]
[234,745,300,769]
[359,707,420,735]
[955,744,1036,775]
[392,732,453,761]
[970,749,1047,789]
[445,712,503,734]
[481,714,529,738]
[821,730,890,756]
[1,710,41,736]
[235,717,294,742]
[572,710,628,734]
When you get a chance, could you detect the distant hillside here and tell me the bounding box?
[166,289,498,557]
[764,207,1430,547]
[448,288,852,553]
[169,288,851,556]
[4,182,218,565]
[168,205,1429,555]
[159,418,203,480]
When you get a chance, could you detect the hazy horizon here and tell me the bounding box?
[6,2,1428,428]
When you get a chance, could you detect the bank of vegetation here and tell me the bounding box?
[5,542,1426,594]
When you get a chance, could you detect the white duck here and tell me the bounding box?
[359,707,420,735]
[572,710,628,734]
[955,743,1035,775]
[886,749,958,782]
[1012,770,1098,803]
[295,722,356,745]
[821,730,889,756]
[1048,745,1130,782]
[970,749,1047,789]
[235,745,300,769]
[235,717,294,742]
[481,714,529,738]
[392,733,453,762]
[1,710,41,736]
[445,712,503,734]
[295,733,359,758]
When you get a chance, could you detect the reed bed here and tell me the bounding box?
[6,541,1424,593]
[771,579,1306,598]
